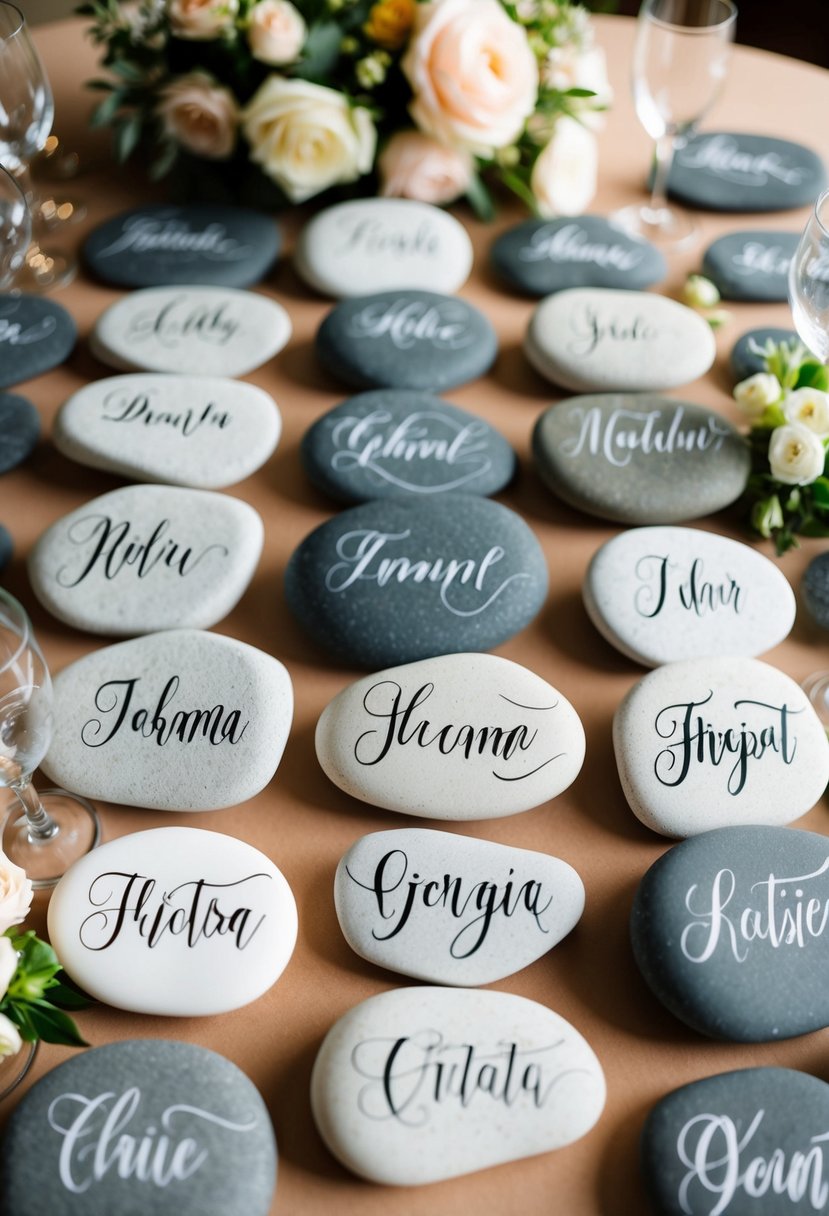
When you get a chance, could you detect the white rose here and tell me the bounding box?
[247,0,306,66]
[783,387,829,437]
[0,1012,21,1058]
[0,936,16,1001]
[734,372,782,417]
[531,116,597,217]
[242,77,376,203]
[768,423,826,485]
[543,44,612,130]
[166,0,238,41]
[379,131,472,204]
[0,851,32,936]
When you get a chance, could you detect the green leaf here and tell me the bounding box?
[23,1001,89,1048]
[292,21,342,82]
[798,518,829,538]
[795,360,829,391]
[48,975,93,1011]
[499,168,538,214]
[114,114,143,162]
[811,477,829,508]
[149,140,180,181]
[90,88,126,127]
[464,172,496,223]
[562,88,598,98]
[110,59,146,82]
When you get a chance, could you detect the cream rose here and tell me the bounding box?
[0,936,16,1002]
[734,372,782,416]
[768,423,826,485]
[379,130,472,204]
[402,0,538,156]
[0,1012,22,1058]
[783,386,829,437]
[0,851,32,936]
[166,0,238,40]
[157,72,238,159]
[247,0,306,66]
[242,77,376,203]
[531,116,597,217]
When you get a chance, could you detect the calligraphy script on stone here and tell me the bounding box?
[669,131,827,212]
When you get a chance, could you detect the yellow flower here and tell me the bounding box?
[364,0,415,49]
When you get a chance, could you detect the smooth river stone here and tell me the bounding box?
[803,551,829,629]
[0,524,11,571]
[41,629,292,810]
[584,526,795,667]
[334,827,584,985]
[613,656,829,838]
[301,388,515,502]
[314,290,498,391]
[316,652,584,818]
[491,216,666,297]
[0,293,76,389]
[631,825,829,1041]
[28,483,262,635]
[702,230,799,302]
[295,198,473,298]
[642,1067,829,1215]
[524,288,715,393]
[533,395,750,525]
[730,326,801,382]
[0,1039,277,1216]
[284,495,548,668]
[91,285,292,376]
[667,131,827,212]
[0,391,39,473]
[311,986,606,1185]
[54,374,281,488]
[49,826,297,1015]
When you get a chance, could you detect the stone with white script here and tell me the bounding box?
[300,388,515,502]
[631,825,829,1040]
[316,653,584,818]
[804,551,829,630]
[48,826,297,1015]
[28,483,262,635]
[284,495,548,668]
[295,199,473,299]
[667,131,827,212]
[0,1039,276,1216]
[91,285,291,376]
[491,216,666,297]
[315,290,498,391]
[703,230,800,301]
[0,293,76,389]
[613,656,829,837]
[311,986,606,1185]
[335,828,584,985]
[0,391,39,474]
[730,326,802,382]
[40,629,292,810]
[524,288,715,393]
[584,527,795,667]
[533,394,750,525]
[54,374,281,489]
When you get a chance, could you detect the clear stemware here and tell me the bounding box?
[0,164,30,288]
[789,189,829,364]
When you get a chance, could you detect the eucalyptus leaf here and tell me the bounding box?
[292,21,342,82]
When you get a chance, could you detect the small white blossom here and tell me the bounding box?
[783,387,829,437]
[734,373,782,416]
[682,273,720,310]
[768,423,826,485]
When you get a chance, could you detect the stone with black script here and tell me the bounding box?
[584,527,795,667]
[40,629,292,810]
[295,198,473,298]
[314,290,498,391]
[0,293,76,389]
[525,288,715,393]
[0,524,11,571]
[642,1067,829,1214]
[491,216,666,296]
[0,1039,277,1216]
[48,826,297,1015]
[0,391,39,474]
[54,374,281,489]
[316,652,584,817]
[28,483,263,635]
[533,395,750,525]
[335,828,584,985]
[730,326,802,382]
[284,495,548,668]
[613,656,829,838]
[702,230,800,302]
[667,131,827,212]
[300,388,515,502]
[804,551,829,630]
[631,825,829,1040]
[91,285,292,376]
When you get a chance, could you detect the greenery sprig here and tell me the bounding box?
[1,930,90,1049]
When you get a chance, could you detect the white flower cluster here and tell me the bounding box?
[735,374,829,485]
[0,850,33,1059]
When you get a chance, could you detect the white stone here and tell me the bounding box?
[315,653,585,820]
[28,484,262,636]
[613,656,829,837]
[584,527,796,667]
[91,285,292,376]
[294,199,473,299]
[53,374,281,489]
[524,287,716,392]
[310,986,606,1185]
[335,827,584,986]
[40,629,293,810]
[48,826,297,1016]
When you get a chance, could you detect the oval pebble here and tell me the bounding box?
[0,391,39,474]
[0,293,76,389]
[667,130,827,212]
[0,524,11,571]
[702,230,799,301]
[804,551,829,630]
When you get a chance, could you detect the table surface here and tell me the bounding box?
[3,14,829,1216]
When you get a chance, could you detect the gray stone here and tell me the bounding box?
[0,524,11,570]
[730,326,802,382]
[0,294,76,389]
[804,551,829,629]
[532,394,751,525]
[0,391,39,473]
[668,131,827,212]
[702,231,799,301]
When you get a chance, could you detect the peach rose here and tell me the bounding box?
[531,115,597,217]
[166,0,238,40]
[0,851,32,937]
[247,0,306,66]
[157,72,239,159]
[379,130,472,204]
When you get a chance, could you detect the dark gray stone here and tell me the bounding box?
[0,392,39,473]
[804,551,829,630]
[631,825,829,1041]
[702,231,799,301]
[730,327,802,382]
[315,291,498,391]
[83,204,280,289]
[532,394,750,525]
[284,495,548,668]
[0,1039,277,1216]
[300,389,515,503]
[490,216,666,296]
[0,294,76,389]
[0,524,12,570]
[668,131,827,212]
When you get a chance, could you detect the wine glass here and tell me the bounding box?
[0,589,99,889]
[789,189,829,363]
[0,164,30,288]
[613,0,737,250]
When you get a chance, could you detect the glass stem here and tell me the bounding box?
[11,778,59,841]
[9,160,44,249]
[648,133,676,220]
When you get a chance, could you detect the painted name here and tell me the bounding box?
[346,299,474,351]
[678,135,807,187]
[567,306,659,357]
[518,223,644,270]
[127,296,241,348]
[55,515,228,588]
[101,389,231,437]
[337,216,440,259]
[96,215,252,260]
[634,555,743,619]
[80,675,249,748]
[559,405,729,467]
[0,300,58,346]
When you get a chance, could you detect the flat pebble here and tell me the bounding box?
[0,524,11,570]
[803,551,829,629]
[703,230,799,301]
[0,391,39,474]
[0,293,76,389]
[668,131,827,212]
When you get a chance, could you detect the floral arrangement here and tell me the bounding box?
[79,0,611,214]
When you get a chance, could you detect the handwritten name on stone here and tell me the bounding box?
[346,299,474,351]
[97,215,252,261]
[518,223,644,269]
[559,405,729,467]
[80,674,249,749]
[101,389,231,437]
[337,216,440,260]
[567,307,659,357]
[634,555,742,619]
[55,515,228,588]
[127,297,241,348]
[680,134,806,187]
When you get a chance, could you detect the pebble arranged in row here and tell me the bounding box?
[584,526,795,667]
[0,1039,277,1216]
[295,198,473,298]
[631,825,829,1041]
[613,656,829,837]
[532,395,750,525]
[29,483,262,635]
[0,525,11,571]
[804,551,829,630]
[285,495,548,668]
[54,374,281,489]
[667,130,826,212]
[41,629,293,810]
[335,827,584,986]
[730,325,802,382]
[0,294,76,389]
[702,230,798,301]
[0,391,39,474]
[316,652,584,818]
[310,987,606,1185]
